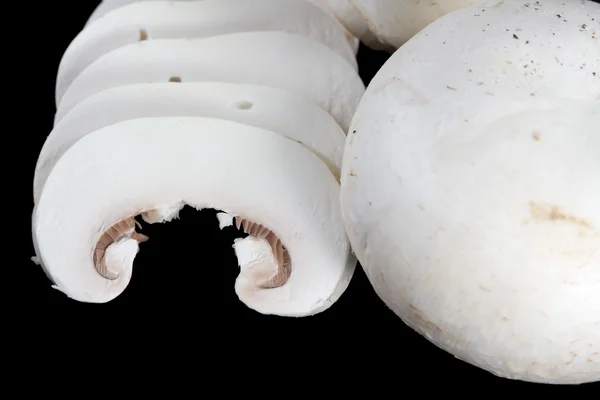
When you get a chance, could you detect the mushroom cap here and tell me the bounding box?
[34,82,347,204]
[341,0,599,384]
[34,117,356,316]
[315,0,480,50]
[85,0,171,25]
[56,0,357,104]
[55,31,365,132]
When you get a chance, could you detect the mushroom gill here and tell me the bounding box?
[93,217,148,280]
[234,216,292,289]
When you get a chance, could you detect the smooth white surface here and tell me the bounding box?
[35,82,347,203]
[341,0,600,384]
[34,117,356,316]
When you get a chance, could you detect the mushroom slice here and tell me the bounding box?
[33,117,356,317]
[94,217,149,280]
[56,0,357,103]
[55,31,365,132]
[34,82,346,203]
[341,0,599,384]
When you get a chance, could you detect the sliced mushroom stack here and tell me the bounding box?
[32,0,365,316]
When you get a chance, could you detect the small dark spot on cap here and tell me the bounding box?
[169,76,182,83]
[233,101,253,110]
[513,34,519,39]
[139,29,148,41]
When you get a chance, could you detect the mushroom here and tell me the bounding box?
[306,0,394,51]
[86,0,194,24]
[341,0,599,384]
[56,0,358,104]
[33,117,356,316]
[54,30,365,132]
[34,82,347,204]
[313,0,480,50]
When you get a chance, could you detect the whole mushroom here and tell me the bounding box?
[341,0,599,384]
[311,0,482,51]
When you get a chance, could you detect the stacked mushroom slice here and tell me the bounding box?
[32,0,364,317]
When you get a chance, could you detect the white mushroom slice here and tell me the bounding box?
[56,0,358,103]
[217,213,234,230]
[341,0,599,384]
[34,82,346,203]
[55,31,365,132]
[33,117,356,317]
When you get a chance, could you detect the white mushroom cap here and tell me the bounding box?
[56,0,357,104]
[341,0,599,384]
[314,0,480,50]
[34,82,346,204]
[55,31,365,132]
[33,117,356,316]
[87,0,202,25]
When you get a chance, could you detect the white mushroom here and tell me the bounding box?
[55,31,365,132]
[34,82,347,204]
[33,117,356,316]
[314,0,480,50]
[86,0,196,25]
[341,0,599,384]
[56,0,358,104]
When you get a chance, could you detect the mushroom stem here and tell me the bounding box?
[234,216,291,289]
[93,217,148,280]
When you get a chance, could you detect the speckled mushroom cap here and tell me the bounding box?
[341,0,599,384]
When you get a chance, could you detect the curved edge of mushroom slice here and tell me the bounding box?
[54,31,365,133]
[33,117,356,317]
[233,216,291,289]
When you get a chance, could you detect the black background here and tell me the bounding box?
[17,0,599,392]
